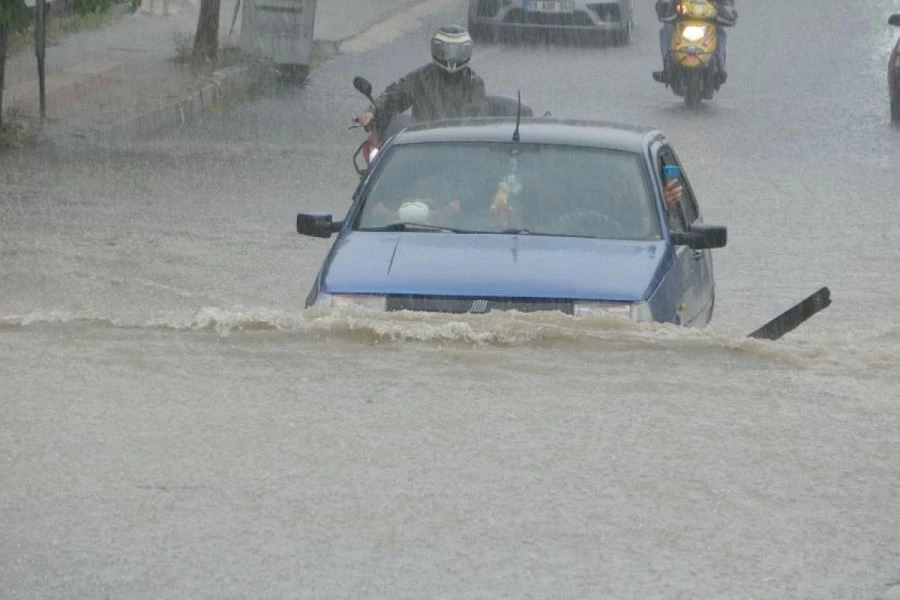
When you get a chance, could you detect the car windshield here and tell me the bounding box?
[355,141,661,240]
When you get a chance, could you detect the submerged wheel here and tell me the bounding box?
[703,293,715,326]
[684,73,702,107]
[685,87,702,107]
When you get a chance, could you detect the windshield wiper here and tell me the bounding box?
[499,228,556,236]
[359,224,549,235]
[358,222,472,233]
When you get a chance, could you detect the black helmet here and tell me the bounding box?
[431,25,473,74]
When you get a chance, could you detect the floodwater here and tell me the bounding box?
[2,0,900,598]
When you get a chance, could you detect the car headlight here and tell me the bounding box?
[573,301,653,322]
[313,293,387,311]
[681,25,708,42]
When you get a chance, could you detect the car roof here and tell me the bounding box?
[390,117,666,154]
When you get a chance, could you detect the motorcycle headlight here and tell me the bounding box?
[573,301,653,322]
[681,25,709,42]
[313,293,387,311]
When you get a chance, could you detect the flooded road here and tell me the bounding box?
[3,0,900,598]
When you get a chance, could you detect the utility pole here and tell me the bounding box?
[34,0,46,118]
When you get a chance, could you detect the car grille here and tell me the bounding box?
[386,295,574,315]
[502,8,596,27]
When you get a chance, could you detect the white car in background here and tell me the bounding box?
[467,0,634,45]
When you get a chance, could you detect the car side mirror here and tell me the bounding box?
[672,223,727,249]
[890,14,900,26]
[297,213,342,238]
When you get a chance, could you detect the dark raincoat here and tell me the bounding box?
[371,63,487,124]
[655,0,737,26]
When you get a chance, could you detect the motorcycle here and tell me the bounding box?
[889,13,900,123]
[349,75,535,175]
[657,0,724,106]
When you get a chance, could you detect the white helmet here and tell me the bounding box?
[397,201,431,224]
[431,25,474,74]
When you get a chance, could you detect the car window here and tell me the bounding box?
[658,150,687,232]
[682,187,699,224]
[667,150,700,224]
[356,142,662,240]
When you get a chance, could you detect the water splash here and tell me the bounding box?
[0,304,880,374]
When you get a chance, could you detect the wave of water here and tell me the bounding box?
[3,306,898,374]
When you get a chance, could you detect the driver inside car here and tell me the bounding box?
[603,166,652,235]
[520,164,648,238]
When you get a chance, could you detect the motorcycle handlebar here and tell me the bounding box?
[350,116,375,132]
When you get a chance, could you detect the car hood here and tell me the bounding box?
[320,232,669,302]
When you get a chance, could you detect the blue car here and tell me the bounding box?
[296,118,727,326]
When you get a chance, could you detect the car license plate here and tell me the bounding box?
[526,0,575,13]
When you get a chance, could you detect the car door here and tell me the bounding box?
[671,148,715,323]
[657,145,711,326]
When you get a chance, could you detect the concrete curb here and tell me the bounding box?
[80,41,339,146]
[82,0,445,145]
[84,62,272,146]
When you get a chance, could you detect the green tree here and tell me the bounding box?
[0,0,29,129]
[193,0,221,62]
[73,0,114,15]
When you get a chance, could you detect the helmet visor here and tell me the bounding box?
[433,40,472,67]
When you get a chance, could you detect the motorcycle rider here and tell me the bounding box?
[355,25,487,129]
[651,0,737,85]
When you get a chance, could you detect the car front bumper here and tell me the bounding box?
[470,0,629,31]
[310,293,656,322]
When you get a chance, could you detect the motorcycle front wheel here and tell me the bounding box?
[683,71,703,107]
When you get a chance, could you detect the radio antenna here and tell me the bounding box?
[512,90,521,142]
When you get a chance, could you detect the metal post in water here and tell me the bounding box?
[34,0,46,118]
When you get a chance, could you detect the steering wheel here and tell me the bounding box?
[553,210,625,236]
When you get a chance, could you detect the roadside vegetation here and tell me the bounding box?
[1,0,141,148]
[1,0,258,149]
[0,0,29,142]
